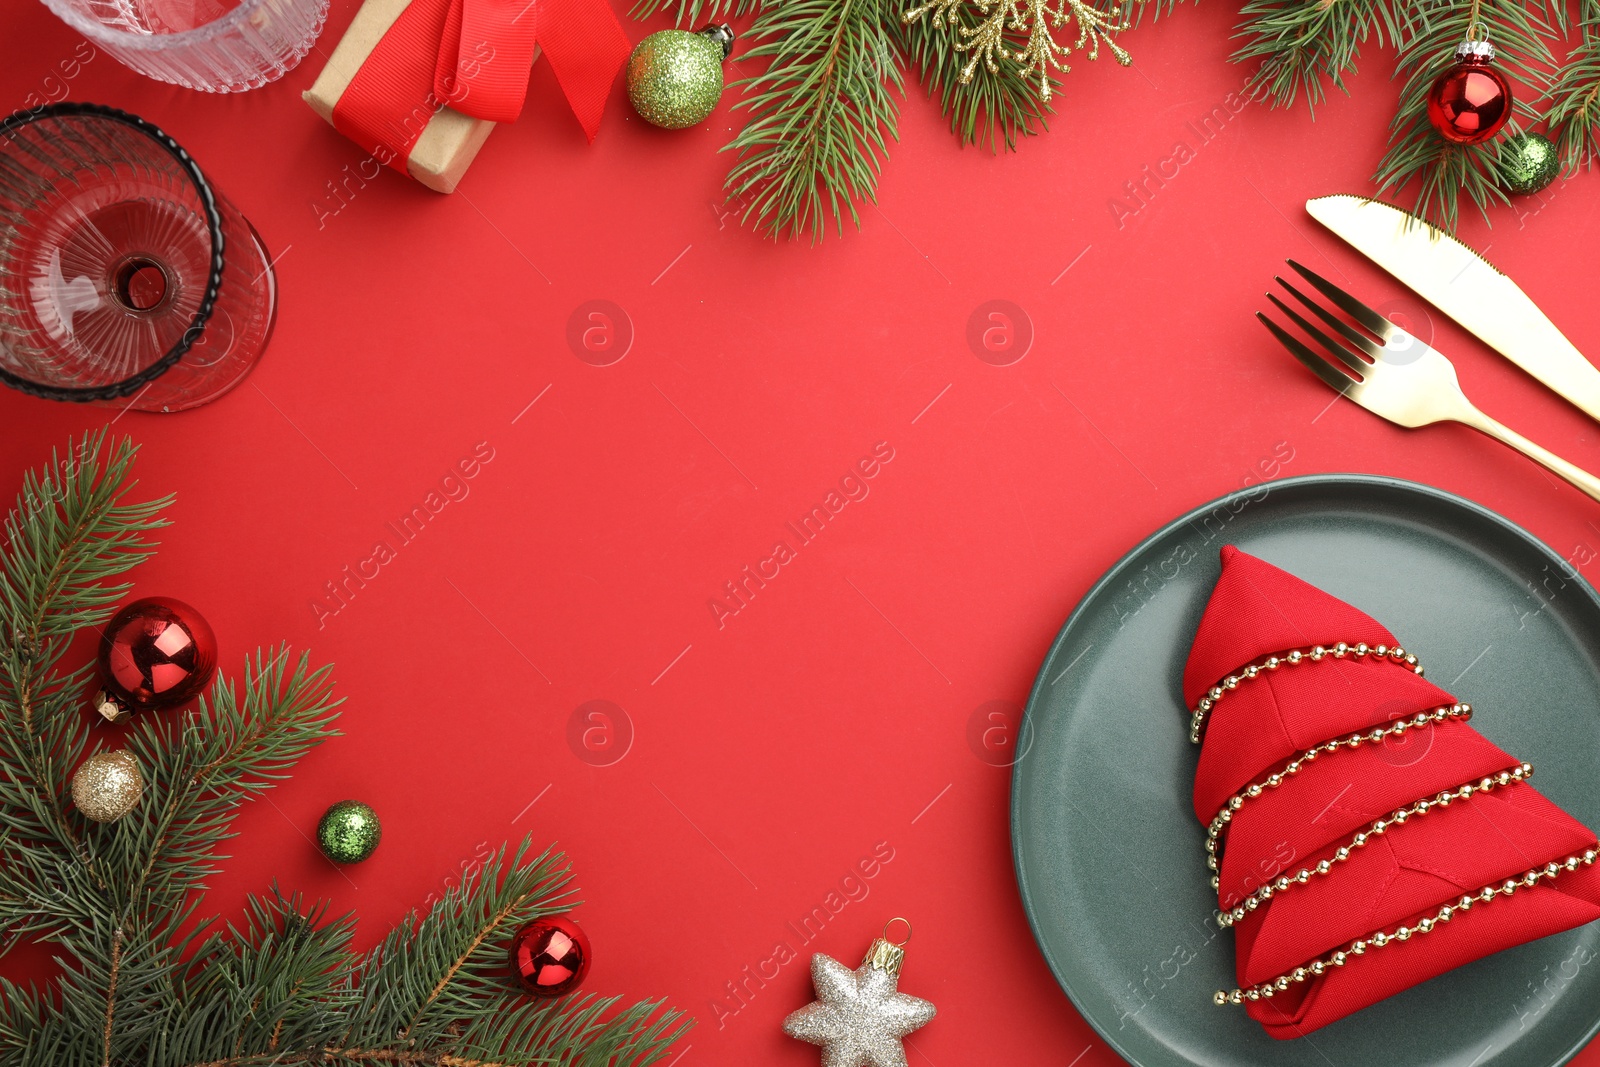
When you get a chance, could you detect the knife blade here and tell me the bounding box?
[1306,193,1600,425]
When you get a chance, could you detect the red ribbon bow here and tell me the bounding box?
[334,0,630,173]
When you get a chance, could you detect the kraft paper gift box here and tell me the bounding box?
[303,0,539,193]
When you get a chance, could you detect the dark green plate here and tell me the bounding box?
[1012,474,1600,1067]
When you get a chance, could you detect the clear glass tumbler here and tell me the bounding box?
[0,103,277,412]
[39,0,328,93]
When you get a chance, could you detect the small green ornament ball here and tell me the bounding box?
[317,800,382,864]
[1502,132,1560,195]
[627,26,731,130]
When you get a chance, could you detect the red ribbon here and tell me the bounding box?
[334,0,630,173]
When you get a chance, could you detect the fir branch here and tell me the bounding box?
[54,912,182,1064]
[337,839,687,1066]
[100,928,122,1067]
[0,430,168,657]
[1545,0,1583,36]
[163,890,358,1064]
[1120,0,1191,25]
[0,432,168,944]
[893,4,1054,150]
[723,0,904,240]
[457,994,683,1065]
[0,978,55,1061]
[628,0,758,27]
[354,839,573,1048]
[0,434,690,1067]
[1547,4,1600,167]
[181,1050,527,1066]
[113,649,342,913]
[1231,0,1404,111]
[1372,0,1555,230]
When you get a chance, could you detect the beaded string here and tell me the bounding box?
[1190,641,1423,744]
[1205,702,1473,881]
[1214,846,1600,1006]
[1216,760,1530,928]
[1185,639,1576,1010]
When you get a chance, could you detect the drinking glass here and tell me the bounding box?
[39,0,327,93]
[0,103,277,412]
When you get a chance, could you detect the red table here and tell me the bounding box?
[4,1,1600,1062]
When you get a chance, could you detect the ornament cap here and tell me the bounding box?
[862,917,912,976]
[1456,39,1495,63]
[93,688,131,724]
[698,23,735,60]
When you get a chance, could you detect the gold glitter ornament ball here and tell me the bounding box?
[71,750,145,823]
[627,25,733,130]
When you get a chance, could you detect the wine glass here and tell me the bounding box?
[0,103,277,412]
[39,0,328,93]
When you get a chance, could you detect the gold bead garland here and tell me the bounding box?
[1190,642,1423,744]
[1215,760,1531,928]
[1205,702,1473,880]
[1213,846,1600,1006]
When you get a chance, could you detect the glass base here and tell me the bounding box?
[120,220,277,414]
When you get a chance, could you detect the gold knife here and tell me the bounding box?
[1306,194,1600,425]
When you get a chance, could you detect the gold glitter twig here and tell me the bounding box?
[903,0,1130,101]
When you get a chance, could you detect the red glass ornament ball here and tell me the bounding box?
[1426,58,1512,145]
[509,916,591,997]
[97,597,217,714]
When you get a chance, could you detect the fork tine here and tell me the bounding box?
[1256,312,1357,397]
[1265,293,1369,378]
[1286,260,1397,342]
[1275,276,1384,362]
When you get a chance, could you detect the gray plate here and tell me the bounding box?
[1012,474,1600,1067]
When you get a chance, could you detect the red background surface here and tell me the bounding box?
[4,0,1600,1062]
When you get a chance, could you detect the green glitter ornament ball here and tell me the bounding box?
[1502,132,1560,195]
[627,25,733,130]
[317,800,382,864]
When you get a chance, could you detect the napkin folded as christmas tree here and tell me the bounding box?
[1185,546,1600,1038]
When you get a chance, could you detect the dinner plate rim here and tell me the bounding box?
[1009,471,1600,1067]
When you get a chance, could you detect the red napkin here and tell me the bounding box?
[1185,546,1600,1038]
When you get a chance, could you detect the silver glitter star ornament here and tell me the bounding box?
[782,919,936,1067]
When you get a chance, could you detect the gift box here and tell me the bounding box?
[304,0,630,194]
[303,0,524,193]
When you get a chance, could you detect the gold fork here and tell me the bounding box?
[1259,260,1600,505]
